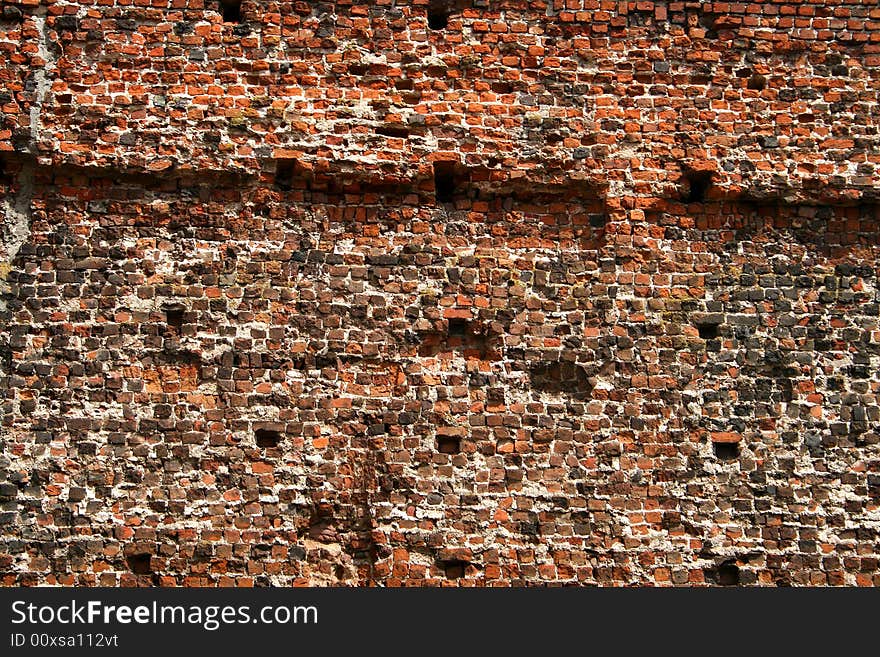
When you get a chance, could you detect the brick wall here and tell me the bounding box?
[1,1,879,586]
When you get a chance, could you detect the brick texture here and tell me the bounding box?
[1,1,880,586]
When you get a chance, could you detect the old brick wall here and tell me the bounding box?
[1,0,879,586]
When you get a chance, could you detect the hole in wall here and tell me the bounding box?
[697,322,720,340]
[418,319,500,359]
[219,0,242,23]
[437,435,461,454]
[162,304,186,335]
[713,441,739,460]
[55,15,79,32]
[717,562,740,586]
[274,159,297,191]
[529,361,594,398]
[447,317,469,337]
[0,155,12,187]
[126,553,152,575]
[433,162,457,203]
[375,125,411,139]
[427,1,450,30]
[255,428,282,448]
[519,513,541,537]
[441,559,469,579]
[697,11,720,38]
[747,74,767,91]
[704,560,740,586]
[1,6,24,22]
[590,214,607,229]
[682,169,714,203]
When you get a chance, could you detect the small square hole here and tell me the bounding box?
[713,441,739,460]
[219,0,242,23]
[683,170,714,203]
[698,323,719,339]
[717,562,740,586]
[427,3,450,30]
[126,553,152,575]
[163,304,185,334]
[437,436,461,454]
[442,559,468,579]
[255,428,281,448]
[747,74,767,91]
[448,318,468,337]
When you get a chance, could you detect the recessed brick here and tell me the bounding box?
[255,428,282,448]
[433,162,457,203]
[126,553,152,575]
[427,1,451,30]
[219,0,242,23]
[682,169,714,203]
[162,304,185,335]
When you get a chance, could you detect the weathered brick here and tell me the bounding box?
[1,0,878,588]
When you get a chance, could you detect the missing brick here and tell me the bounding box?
[419,318,500,359]
[219,0,242,23]
[696,11,721,39]
[748,74,767,91]
[376,124,411,139]
[0,154,12,187]
[126,553,152,575]
[427,1,450,30]
[274,159,297,191]
[713,441,739,460]
[448,317,469,337]
[1,6,23,22]
[697,322,719,340]
[433,161,457,203]
[437,435,461,454]
[703,560,740,585]
[255,428,282,448]
[441,559,469,579]
[519,513,541,538]
[717,561,740,586]
[162,304,186,335]
[682,169,714,203]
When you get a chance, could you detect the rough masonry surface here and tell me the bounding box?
[1,0,880,586]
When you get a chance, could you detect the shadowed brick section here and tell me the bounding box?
[2,1,880,588]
